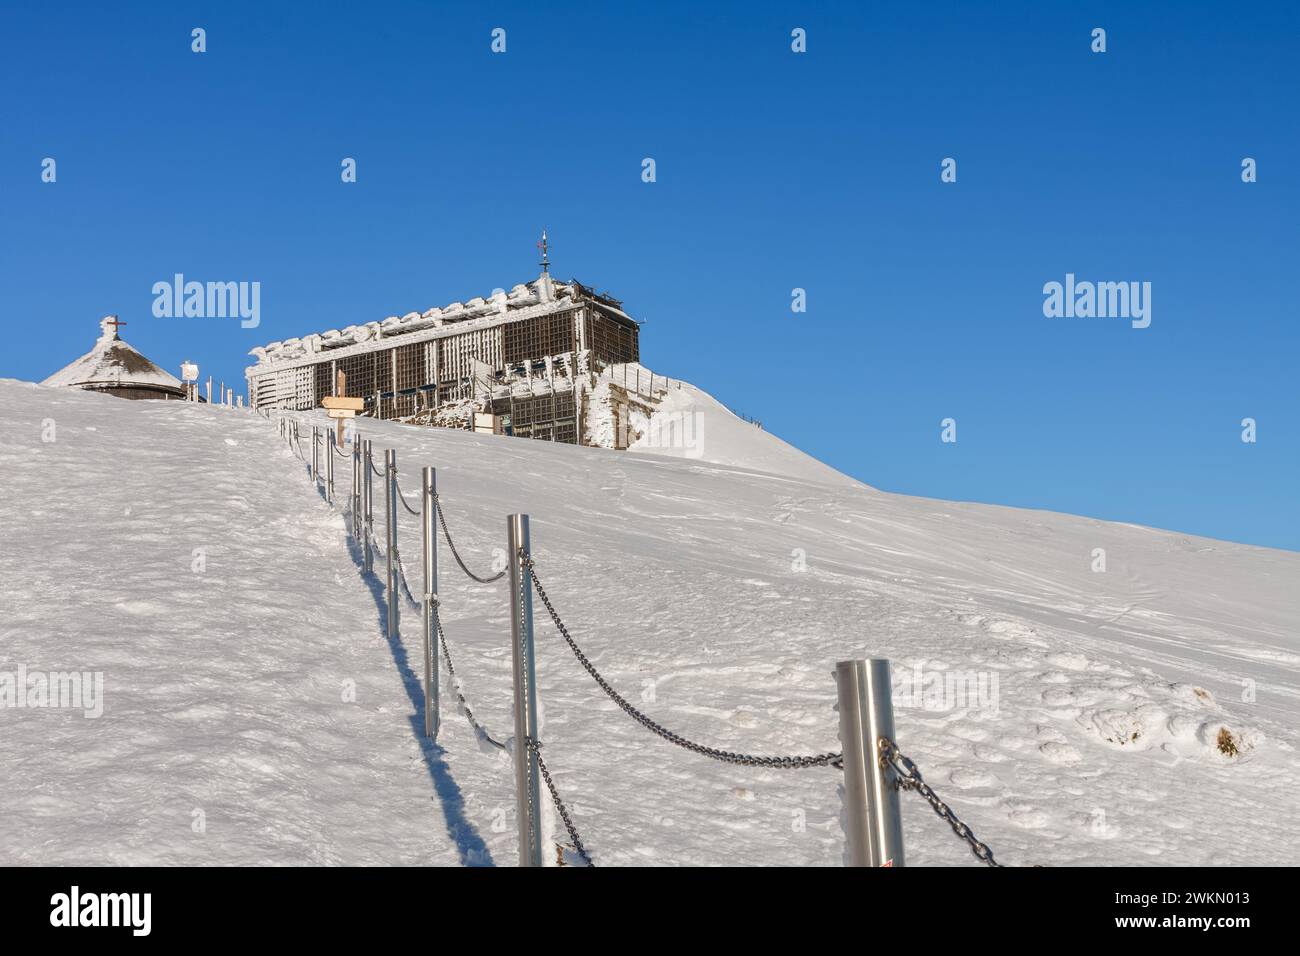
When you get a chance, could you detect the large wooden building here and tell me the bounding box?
[246,243,640,443]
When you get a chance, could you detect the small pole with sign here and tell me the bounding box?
[180,361,199,402]
[323,396,364,439]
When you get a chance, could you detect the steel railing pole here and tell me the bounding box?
[352,432,361,538]
[421,466,439,740]
[507,514,543,867]
[363,440,374,573]
[836,658,905,867]
[385,449,398,642]
[326,430,335,504]
[311,425,319,484]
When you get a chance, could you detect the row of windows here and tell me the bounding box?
[508,391,577,426]
[504,311,576,365]
[394,342,427,392]
[586,309,639,365]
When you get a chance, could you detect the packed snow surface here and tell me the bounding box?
[1,377,1297,866]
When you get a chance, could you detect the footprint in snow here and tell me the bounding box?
[1038,740,1082,765]
[949,768,998,789]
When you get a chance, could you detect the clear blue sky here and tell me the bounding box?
[2,1,1296,550]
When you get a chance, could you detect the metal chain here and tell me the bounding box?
[436,497,506,583]
[390,545,422,609]
[525,736,593,867]
[524,555,842,770]
[370,458,385,477]
[879,737,1003,867]
[393,480,421,517]
[434,612,507,751]
[364,525,389,566]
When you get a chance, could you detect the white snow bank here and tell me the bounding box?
[3,375,1299,866]
[627,379,861,489]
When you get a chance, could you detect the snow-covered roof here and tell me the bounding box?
[42,316,184,393]
[248,273,620,370]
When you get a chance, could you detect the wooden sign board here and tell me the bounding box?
[323,396,365,411]
[326,408,357,419]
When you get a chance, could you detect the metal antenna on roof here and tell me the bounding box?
[537,229,549,275]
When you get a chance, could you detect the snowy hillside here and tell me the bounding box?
[2,376,1298,866]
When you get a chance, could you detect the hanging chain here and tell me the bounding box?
[434,611,507,751]
[393,479,421,517]
[390,545,422,608]
[524,554,842,770]
[364,525,387,565]
[436,496,506,583]
[879,737,1003,867]
[525,736,593,867]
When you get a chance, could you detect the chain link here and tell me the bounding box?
[390,545,422,609]
[434,611,507,751]
[525,736,594,867]
[879,737,1003,867]
[290,429,309,464]
[393,479,421,517]
[437,496,506,583]
[524,554,842,770]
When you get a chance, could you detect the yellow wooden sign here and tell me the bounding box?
[322,395,365,411]
[326,407,358,419]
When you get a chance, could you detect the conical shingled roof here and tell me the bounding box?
[42,316,185,397]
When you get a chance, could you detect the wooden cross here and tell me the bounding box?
[107,317,126,332]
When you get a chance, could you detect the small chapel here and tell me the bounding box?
[42,316,189,401]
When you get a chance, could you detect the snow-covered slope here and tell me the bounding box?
[627,380,860,489]
[2,377,1297,866]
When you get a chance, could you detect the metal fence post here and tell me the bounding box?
[311,425,319,484]
[385,449,398,643]
[421,467,438,740]
[836,658,905,867]
[352,432,361,538]
[363,440,374,573]
[507,514,543,867]
[326,430,335,505]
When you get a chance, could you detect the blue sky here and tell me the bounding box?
[2,1,1296,550]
